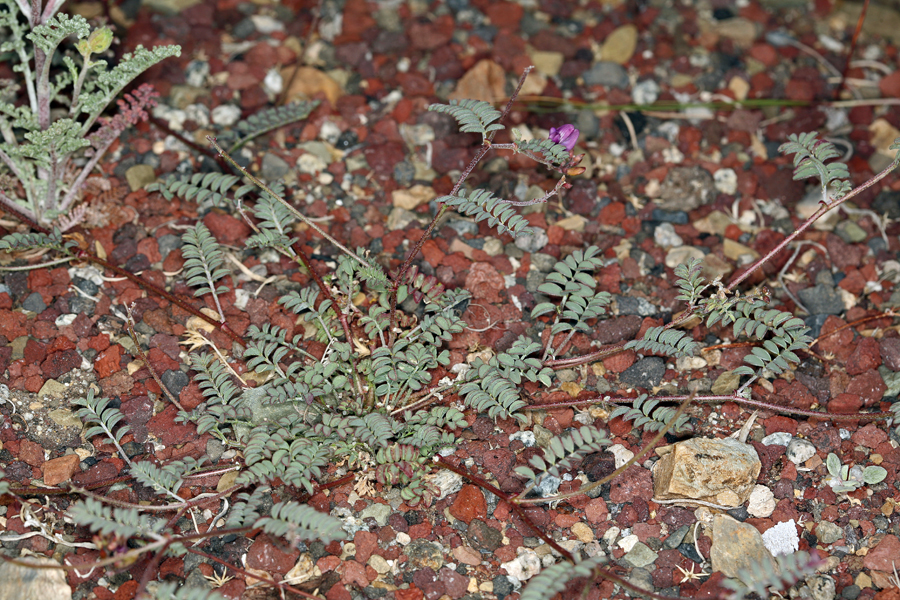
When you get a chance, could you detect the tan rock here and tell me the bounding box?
[723,238,759,261]
[527,48,565,77]
[0,557,71,600]
[555,215,586,231]
[279,65,343,105]
[392,184,435,210]
[652,437,761,505]
[600,25,638,64]
[710,515,776,585]
[450,60,507,103]
[42,454,81,486]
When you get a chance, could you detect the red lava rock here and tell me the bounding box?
[817,316,854,362]
[148,405,199,445]
[42,454,81,486]
[450,485,488,524]
[846,338,881,375]
[438,566,469,599]
[603,349,636,373]
[421,239,444,268]
[341,560,369,588]
[879,337,900,372]
[585,497,609,523]
[880,71,900,97]
[23,338,47,364]
[609,465,653,504]
[481,448,515,474]
[762,415,798,436]
[863,534,900,571]
[354,530,378,563]
[851,423,889,449]
[94,345,123,379]
[203,211,252,246]
[326,583,352,600]
[41,349,82,379]
[0,309,28,341]
[846,370,887,406]
[120,395,154,444]
[246,533,298,574]
[318,555,342,573]
[72,459,120,486]
[828,392,862,414]
[785,78,816,101]
[412,566,444,600]
[748,43,778,67]
[18,439,45,467]
[395,587,424,600]
[465,263,506,303]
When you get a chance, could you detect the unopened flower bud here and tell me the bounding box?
[86,28,114,54]
[566,166,586,176]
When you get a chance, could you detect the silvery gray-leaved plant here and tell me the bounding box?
[0,0,180,227]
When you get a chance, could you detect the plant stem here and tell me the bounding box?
[388,66,536,339]
[727,156,900,292]
[208,136,370,268]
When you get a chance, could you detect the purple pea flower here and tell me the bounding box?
[549,124,579,152]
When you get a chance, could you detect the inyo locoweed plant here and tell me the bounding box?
[0,0,180,227]
[1,64,900,600]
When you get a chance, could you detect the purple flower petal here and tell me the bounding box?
[549,124,579,152]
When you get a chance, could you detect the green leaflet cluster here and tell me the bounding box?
[436,188,534,237]
[427,99,503,142]
[674,257,812,383]
[70,389,347,551]
[459,337,552,423]
[779,132,853,200]
[610,394,692,434]
[170,223,470,505]
[0,0,180,225]
[514,425,610,493]
[531,245,611,359]
[519,555,606,600]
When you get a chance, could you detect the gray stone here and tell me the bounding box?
[514,228,549,253]
[814,521,843,544]
[575,109,600,141]
[805,575,836,600]
[211,104,241,127]
[621,543,658,568]
[125,164,157,192]
[785,438,816,465]
[529,253,557,272]
[445,219,479,236]
[162,369,189,398]
[533,474,561,497]
[653,222,683,248]
[206,438,225,463]
[834,220,867,244]
[761,432,793,446]
[386,207,420,231]
[261,153,290,182]
[359,502,392,526]
[22,292,47,313]
[0,557,71,600]
[657,166,716,211]
[583,61,629,88]
[632,79,660,105]
[616,296,657,317]
[619,357,666,389]
[798,284,844,315]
